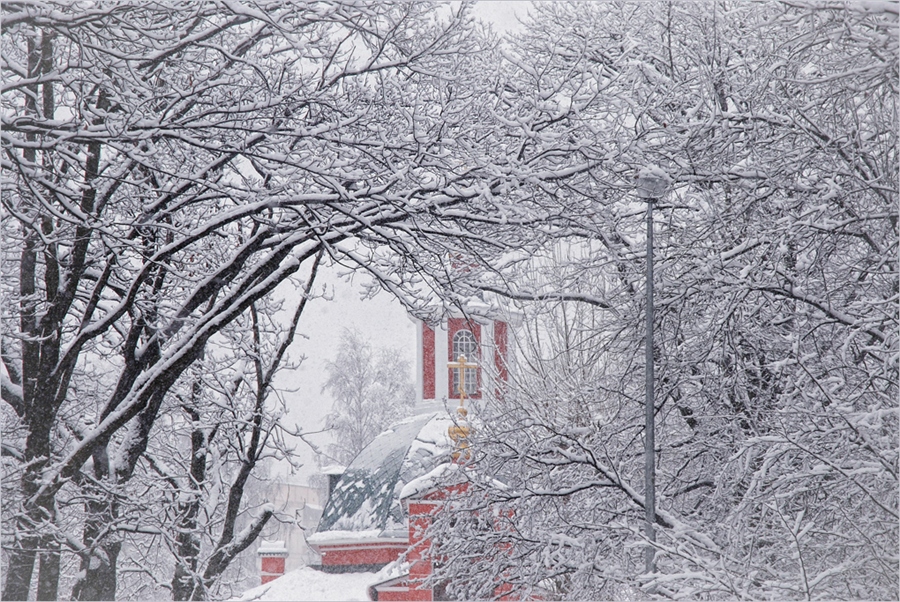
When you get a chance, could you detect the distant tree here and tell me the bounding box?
[322,329,416,466]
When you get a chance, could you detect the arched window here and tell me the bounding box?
[452,330,478,396]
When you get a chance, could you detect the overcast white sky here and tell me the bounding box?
[272,265,414,483]
[470,1,528,33]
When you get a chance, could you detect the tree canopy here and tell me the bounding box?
[1,1,896,600]
[429,2,898,600]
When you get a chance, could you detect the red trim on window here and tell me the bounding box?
[494,321,508,383]
[423,324,435,399]
[447,318,481,399]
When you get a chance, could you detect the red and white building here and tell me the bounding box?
[294,306,516,599]
[416,311,510,407]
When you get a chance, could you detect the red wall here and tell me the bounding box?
[376,587,417,601]
[407,501,439,601]
[260,556,285,584]
[318,541,406,567]
[371,482,532,601]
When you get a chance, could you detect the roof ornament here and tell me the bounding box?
[447,354,477,462]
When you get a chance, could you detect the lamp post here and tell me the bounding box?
[635,166,669,580]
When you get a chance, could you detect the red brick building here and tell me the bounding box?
[306,412,455,573]
[303,310,514,599]
[368,462,467,601]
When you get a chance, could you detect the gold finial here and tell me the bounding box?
[447,354,477,462]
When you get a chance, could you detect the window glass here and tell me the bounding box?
[452,330,478,396]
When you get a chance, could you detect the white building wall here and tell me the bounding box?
[434,321,449,403]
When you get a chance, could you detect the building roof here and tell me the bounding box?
[308,413,452,544]
[398,461,461,501]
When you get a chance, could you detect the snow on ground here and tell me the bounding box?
[230,566,376,601]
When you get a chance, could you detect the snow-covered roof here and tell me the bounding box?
[309,413,453,544]
[399,458,509,501]
[399,461,461,500]
[231,566,376,601]
[366,559,412,600]
[407,289,524,326]
[257,540,288,555]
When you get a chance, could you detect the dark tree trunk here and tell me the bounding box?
[6,402,59,600]
[4,32,43,602]
[71,493,121,601]
[37,537,61,601]
[173,388,209,601]
[71,541,121,601]
[2,535,38,601]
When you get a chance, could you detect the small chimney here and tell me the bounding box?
[258,540,288,584]
[322,465,346,500]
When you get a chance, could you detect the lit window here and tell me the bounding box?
[452,330,478,396]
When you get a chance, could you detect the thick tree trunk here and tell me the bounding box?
[173,558,201,602]
[37,538,61,601]
[71,541,121,601]
[5,28,69,602]
[71,494,121,601]
[4,489,59,600]
[2,535,38,600]
[172,394,208,601]
[5,405,59,600]
[5,34,43,602]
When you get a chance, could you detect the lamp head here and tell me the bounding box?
[636,166,670,200]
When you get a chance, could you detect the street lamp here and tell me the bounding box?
[635,166,669,580]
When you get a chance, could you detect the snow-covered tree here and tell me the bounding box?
[1,2,585,599]
[322,328,416,466]
[163,278,321,601]
[431,2,898,600]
